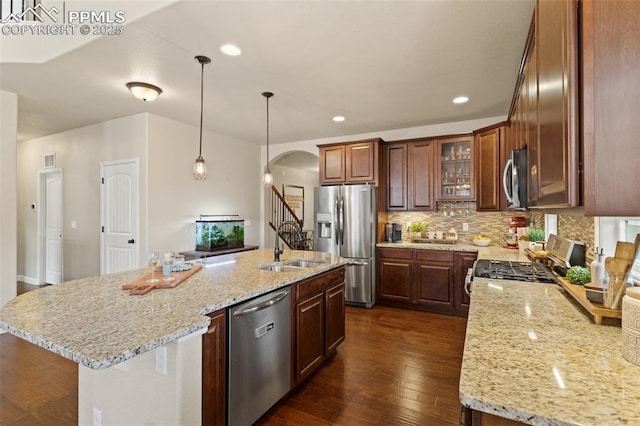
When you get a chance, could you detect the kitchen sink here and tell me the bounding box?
[258,258,327,272]
[285,259,326,268]
[259,264,306,273]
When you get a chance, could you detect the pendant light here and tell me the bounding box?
[193,55,211,180]
[262,91,274,187]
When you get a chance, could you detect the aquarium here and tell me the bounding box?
[195,220,244,251]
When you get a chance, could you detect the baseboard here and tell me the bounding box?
[17,275,39,285]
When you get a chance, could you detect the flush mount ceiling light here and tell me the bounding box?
[126,82,162,102]
[193,55,211,181]
[453,96,469,104]
[220,43,242,56]
[332,115,345,122]
[262,91,274,188]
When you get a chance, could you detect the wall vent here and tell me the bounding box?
[44,153,56,168]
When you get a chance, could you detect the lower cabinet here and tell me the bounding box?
[377,247,475,316]
[293,266,346,385]
[202,309,226,426]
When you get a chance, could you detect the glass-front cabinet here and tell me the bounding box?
[436,136,474,200]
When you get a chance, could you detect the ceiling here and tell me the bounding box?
[0,0,535,145]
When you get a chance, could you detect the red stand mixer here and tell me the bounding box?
[504,216,527,249]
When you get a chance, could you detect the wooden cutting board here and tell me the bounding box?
[122,264,202,295]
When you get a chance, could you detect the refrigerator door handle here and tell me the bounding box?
[334,195,340,246]
[340,196,345,246]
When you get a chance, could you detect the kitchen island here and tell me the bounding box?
[460,277,638,425]
[0,249,345,425]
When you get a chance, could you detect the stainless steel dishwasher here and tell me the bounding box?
[228,286,291,426]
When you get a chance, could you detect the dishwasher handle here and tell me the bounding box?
[233,290,289,316]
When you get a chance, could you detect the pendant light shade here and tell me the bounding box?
[262,91,274,187]
[193,55,211,181]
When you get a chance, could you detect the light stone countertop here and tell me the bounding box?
[0,249,345,370]
[460,278,637,425]
[377,241,529,262]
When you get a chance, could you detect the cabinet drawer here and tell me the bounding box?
[295,267,345,302]
[415,249,454,263]
[378,247,414,260]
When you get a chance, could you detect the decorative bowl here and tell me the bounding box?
[473,239,491,247]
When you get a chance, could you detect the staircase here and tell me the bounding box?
[268,185,312,250]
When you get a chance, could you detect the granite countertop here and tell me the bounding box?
[0,249,345,370]
[377,241,529,262]
[460,277,638,425]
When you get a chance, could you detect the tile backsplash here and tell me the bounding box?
[387,204,595,264]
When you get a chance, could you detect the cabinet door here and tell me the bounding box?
[475,127,503,211]
[295,293,325,382]
[533,0,579,207]
[319,145,346,184]
[436,137,474,201]
[325,282,345,353]
[414,261,454,308]
[346,141,376,183]
[409,140,434,211]
[386,143,408,210]
[202,310,226,426]
[526,45,539,206]
[582,0,640,216]
[455,252,477,312]
[378,258,412,302]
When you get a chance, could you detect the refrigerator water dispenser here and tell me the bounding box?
[316,213,333,238]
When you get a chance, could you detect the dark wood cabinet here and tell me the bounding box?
[408,140,435,210]
[202,310,226,426]
[474,125,505,211]
[293,266,346,384]
[582,0,640,216]
[318,144,346,184]
[414,250,454,309]
[318,139,381,185]
[385,139,435,211]
[436,136,474,201]
[295,293,325,381]
[455,252,477,312]
[385,143,408,210]
[526,0,579,208]
[377,247,468,316]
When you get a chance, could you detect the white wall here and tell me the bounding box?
[259,115,506,245]
[0,91,18,308]
[17,114,148,282]
[146,114,261,255]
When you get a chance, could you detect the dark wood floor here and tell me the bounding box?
[0,301,467,425]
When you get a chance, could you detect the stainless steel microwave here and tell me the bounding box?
[502,148,527,210]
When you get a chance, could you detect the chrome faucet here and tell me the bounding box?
[274,221,304,262]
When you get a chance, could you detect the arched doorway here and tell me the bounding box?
[264,151,319,248]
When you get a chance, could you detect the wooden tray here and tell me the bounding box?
[122,264,202,295]
[557,276,621,325]
[411,237,457,244]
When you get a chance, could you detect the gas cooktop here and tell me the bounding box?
[474,260,557,284]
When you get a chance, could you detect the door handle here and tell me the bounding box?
[127,239,135,244]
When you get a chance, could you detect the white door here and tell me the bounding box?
[101,159,139,274]
[45,175,63,284]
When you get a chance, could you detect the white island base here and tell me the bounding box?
[78,331,203,426]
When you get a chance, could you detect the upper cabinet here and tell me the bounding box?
[581,0,640,216]
[474,125,506,211]
[318,139,382,185]
[531,0,579,208]
[385,139,435,211]
[436,136,474,201]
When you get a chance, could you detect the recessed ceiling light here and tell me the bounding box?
[220,43,242,56]
[333,116,345,122]
[453,96,469,104]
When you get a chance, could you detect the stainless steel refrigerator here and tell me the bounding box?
[314,185,376,308]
